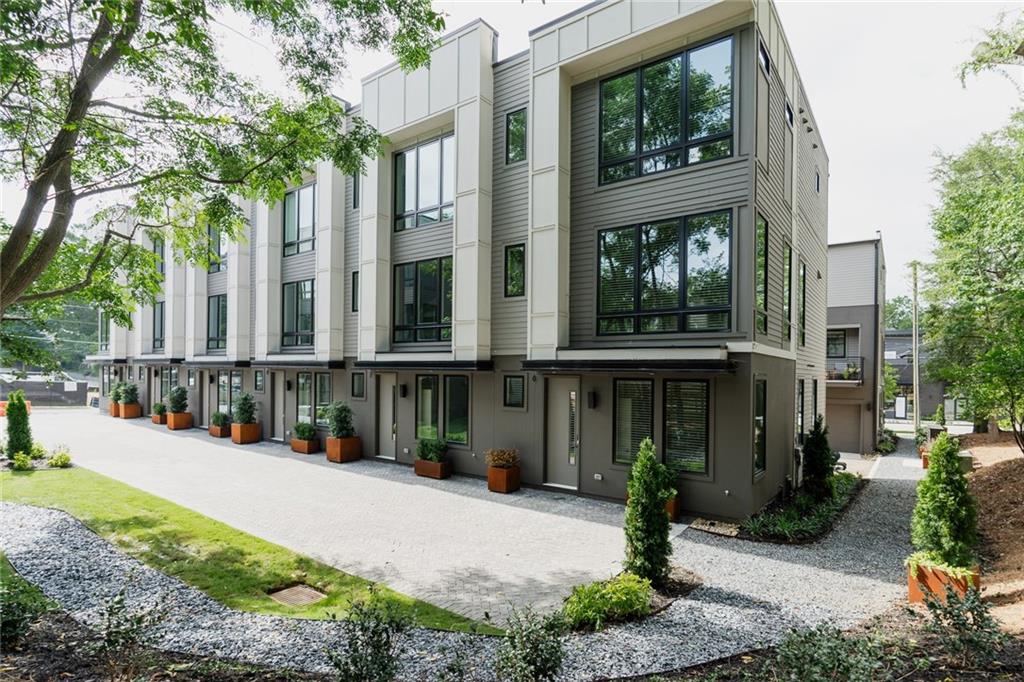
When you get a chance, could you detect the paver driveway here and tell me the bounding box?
[26,408,626,622]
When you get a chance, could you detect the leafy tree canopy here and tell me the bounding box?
[884,295,912,330]
[958,11,1024,92]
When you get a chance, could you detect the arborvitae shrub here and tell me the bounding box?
[232,392,256,424]
[327,401,355,438]
[802,415,834,502]
[623,437,673,586]
[120,383,139,404]
[5,390,32,456]
[166,386,188,413]
[911,432,977,568]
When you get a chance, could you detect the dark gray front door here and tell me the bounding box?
[545,376,580,489]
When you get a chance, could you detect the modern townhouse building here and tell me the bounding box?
[88,0,829,521]
[825,238,885,454]
[883,328,956,422]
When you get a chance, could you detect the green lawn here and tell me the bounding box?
[1,467,497,633]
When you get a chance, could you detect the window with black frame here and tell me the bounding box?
[444,376,469,445]
[297,372,313,424]
[754,378,767,475]
[503,375,525,409]
[152,237,164,275]
[755,215,768,334]
[599,36,733,184]
[208,225,227,272]
[783,245,792,341]
[827,330,846,358]
[284,184,315,256]
[315,373,331,426]
[207,294,227,350]
[351,271,359,312]
[665,380,709,475]
[504,244,525,298]
[416,375,439,439]
[393,257,453,343]
[798,260,807,346]
[98,311,110,351]
[282,280,314,347]
[505,109,527,164]
[394,135,455,231]
[597,211,731,335]
[351,371,365,398]
[153,301,165,350]
[613,379,653,464]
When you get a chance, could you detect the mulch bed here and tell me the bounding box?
[970,457,1024,584]
[649,565,703,614]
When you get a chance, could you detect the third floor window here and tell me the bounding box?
[394,256,452,343]
[152,237,164,275]
[282,279,314,347]
[207,294,226,350]
[284,184,315,256]
[208,226,227,273]
[153,301,165,351]
[395,134,454,232]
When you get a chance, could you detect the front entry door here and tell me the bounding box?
[377,373,397,459]
[545,376,580,489]
[197,371,207,427]
[270,371,285,441]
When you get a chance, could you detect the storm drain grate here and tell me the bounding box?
[268,584,326,606]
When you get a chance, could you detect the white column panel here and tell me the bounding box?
[184,263,207,360]
[226,207,251,362]
[315,160,346,361]
[357,150,391,360]
[254,201,282,359]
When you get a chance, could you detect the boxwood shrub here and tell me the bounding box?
[562,572,651,631]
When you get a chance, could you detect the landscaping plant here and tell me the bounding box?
[89,582,168,682]
[623,437,673,586]
[915,427,928,447]
[416,438,447,462]
[934,403,946,427]
[166,386,188,414]
[11,452,33,471]
[802,415,835,502]
[485,448,520,468]
[46,449,72,468]
[152,402,166,416]
[923,585,1008,665]
[494,606,565,682]
[327,401,356,438]
[110,382,126,405]
[293,422,317,441]
[326,589,410,682]
[0,559,52,648]
[232,392,256,424]
[210,411,230,428]
[770,625,898,682]
[120,383,139,405]
[28,442,48,460]
[5,390,32,457]
[741,472,860,542]
[909,432,977,571]
[562,572,651,631]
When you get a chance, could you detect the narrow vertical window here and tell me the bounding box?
[282,280,314,347]
[754,379,767,475]
[153,301,165,350]
[812,379,819,420]
[315,373,331,427]
[284,184,316,255]
[351,271,359,313]
[207,294,227,350]
[613,379,653,464]
[664,380,709,474]
[783,246,792,341]
[230,370,242,411]
[217,370,230,414]
[98,311,110,351]
[416,375,439,440]
[599,71,638,183]
[152,237,165,275]
[208,226,227,272]
[352,173,360,209]
[297,372,312,424]
[254,370,264,393]
[351,371,366,398]
[504,244,526,298]
[505,109,527,164]
[798,260,807,346]
[503,375,526,409]
[685,211,731,332]
[755,215,768,334]
[796,378,805,444]
[444,375,470,445]
[686,38,733,163]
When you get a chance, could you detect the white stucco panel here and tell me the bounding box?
[587,1,630,48]
[559,18,587,61]
[377,69,405,133]
[634,0,680,30]
[405,66,429,123]
[429,41,459,112]
[533,32,558,71]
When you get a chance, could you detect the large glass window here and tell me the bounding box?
[315,373,331,427]
[282,280,314,347]
[153,301,165,351]
[98,311,110,351]
[152,237,164,275]
[504,244,526,298]
[393,257,453,343]
[395,135,455,231]
[827,330,847,358]
[207,294,227,350]
[754,379,767,475]
[598,211,730,335]
[755,214,768,334]
[664,380,709,475]
[505,109,527,164]
[783,245,792,342]
[796,378,805,445]
[416,375,439,440]
[284,184,315,256]
[613,379,653,464]
[599,36,733,184]
[297,372,312,424]
[217,370,230,414]
[444,376,470,445]
[208,225,227,273]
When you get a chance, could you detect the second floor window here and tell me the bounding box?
[98,311,110,351]
[783,245,792,342]
[207,294,227,350]
[597,210,731,336]
[284,184,315,256]
[152,237,165,275]
[394,256,452,343]
[505,108,527,164]
[827,330,847,358]
[282,279,314,347]
[395,134,454,231]
[153,301,165,351]
[755,215,768,334]
[208,226,227,273]
[504,244,525,298]
[798,260,807,346]
[351,271,359,313]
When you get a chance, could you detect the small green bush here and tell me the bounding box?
[110,382,125,404]
[120,383,139,405]
[416,438,447,462]
[46,449,72,468]
[166,386,188,413]
[494,606,565,682]
[210,411,230,427]
[562,572,651,631]
[5,390,32,457]
[802,415,835,502]
[28,442,47,460]
[293,422,317,440]
[232,392,256,424]
[911,432,977,569]
[624,437,673,586]
[0,563,51,648]
[327,401,356,439]
[771,625,896,682]
[89,582,167,682]
[934,403,946,427]
[923,586,1007,665]
[876,428,898,454]
[326,589,410,682]
[11,453,33,471]
[152,402,166,415]
[915,427,928,446]
[742,472,860,542]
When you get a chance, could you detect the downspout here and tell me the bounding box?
[872,239,880,449]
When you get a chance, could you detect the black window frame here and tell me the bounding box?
[755,214,768,334]
[798,259,807,346]
[393,256,453,344]
[394,133,455,232]
[812,378,819,420]
[351,371,366,399]
[597,34,735,185]
[785,101,794,128]
[283,183,316,257]
[296,371,313,424]
[282,279,315,348]
[415,374,439,440]
[351,271,359,313]
[502,374,526,409]
[815,170,821,194]
[758,40,771,75]
[206,294,227,350]
[315,372,331,427]
[152,236,165,275]
[352,173,360,209]
[796,378,805,445]
[826,329,847,358]
[208,225,227,273]
[505,108,527,165]
[596,210,732,336]
[254,369,265,393]
[443,375,470,446]
[612,378,654,465]
[504,243,526,298]
[783,245,792,342]
[663,379,711,476]
[754,378,767,476]
[98,311,110,351]
[153,301,165,351]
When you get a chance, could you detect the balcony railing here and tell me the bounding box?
[826,356,863,382]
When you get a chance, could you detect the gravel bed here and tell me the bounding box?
[1,443,922,680]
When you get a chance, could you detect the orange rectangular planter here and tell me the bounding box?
[326,436,362,463]
[922,453,929,469]
[166,412,193,430]
[209,424,230,438]
[908,564,980,604]
[414,459,452,480]
[110,402,121,417]
[119,403,142,419]
[231,422,261,444]
[291,438,320,454]
[487,465,520,493]
[152,414,167,425]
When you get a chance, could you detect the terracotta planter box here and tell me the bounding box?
[231,422,261,444]
[414,459,452,480]
[291,438,320,454]
[488,465,520,493]
[109,402,121,417]
[326,436,362,463]
[119,403,141,419]
[167,412,193,430]
[625,492,683,522]
[908,564,980,604]
[151,414,167,425]
[209,424,230,438]
[922,453,929,469]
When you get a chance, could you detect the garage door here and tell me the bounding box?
[826,402,862,454]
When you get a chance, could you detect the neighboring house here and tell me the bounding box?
[883,328,956,421]
[86,0,829,520]
[825,238,884,454]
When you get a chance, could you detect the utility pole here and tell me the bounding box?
[911,261,920,434]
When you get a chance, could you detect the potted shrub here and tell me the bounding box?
[414,438,451,479]
[485,448,520,493]
[151,402,167,424]
[230,392,261,444]
[906,432,980,603]
[209,411,230,438]
[119,383,142,419]
[291,422,320,454]
[109,382,123,417]
[325,401,361,463]
[166,385,193,430]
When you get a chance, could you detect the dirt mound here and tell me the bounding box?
[969,458,1024,583]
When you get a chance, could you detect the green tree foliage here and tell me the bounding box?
[911,433,978,569]
[623,437,673,586]
[801,415,834,503]
[958,11,1024,92]
[0,0,445,372]
[883,363,900,403]
[885,295,913,330]
[5,390,32,456]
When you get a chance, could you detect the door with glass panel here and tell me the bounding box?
[377,373,397,459]
[545,376,580,489]
[270,371,285,441]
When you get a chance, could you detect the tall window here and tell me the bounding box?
[283,280,314,347]
[503,375,526,409]
[315,373,331,427]
[444,376,470,445]
[351,371,365,399]
[395,134,455,231]
[161,367,173,404]
[297,372,312,424]
[217,370,229,413]
[152,237,165,275]
[284,184,315,256]
[101,366,110,395]
[783,246,792,342]
[755,215,768,334]
[352,173,359,209]
[798,260,807,346]
[351,271,359,312]
[754,378,767,475]
[613,379,653,464]
[826,330,846,358]
[504,244,526,298]
[393,257,453,343]
[416,375,439,439]
[664,380,709,475]
[812,379,819,420]
[207,294,227,350]
[796,378,805,444]
[208,226,227,273]
[98,311,110,351]
[598,211,730,335]
[599,36,733,184]
[505,109,527,164]
[153,301,165,351]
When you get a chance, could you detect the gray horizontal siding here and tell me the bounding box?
[281,250,316,283]
[391,223,452,265]
[207,270,227,296]
[344,171,359,356]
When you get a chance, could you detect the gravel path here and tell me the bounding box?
[1,441,922,680]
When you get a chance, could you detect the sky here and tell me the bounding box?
[3,0,1021,299]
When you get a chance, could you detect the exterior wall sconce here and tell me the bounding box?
[587,391,599,409]
[208,374,215,384]
[286,379,292,391]
[399,383,408,398]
